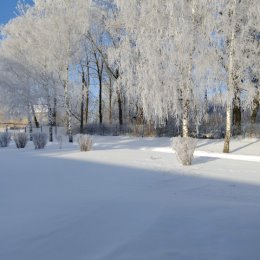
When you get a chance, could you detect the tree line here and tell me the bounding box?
[0,0,259,152]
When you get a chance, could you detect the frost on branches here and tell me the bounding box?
[0,0,259,151]
[110,0,218,137]
[173,136,198,166]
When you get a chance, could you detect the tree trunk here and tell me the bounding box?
[232,87,241,136]
[182,100,189,138]
[223,103,232,153]
[29,119,33,141]
[85,63,90,125]
[183,0,195,138]
[116,87,123,126]
[53,97,57,137]
[93,52,104,125]
[80,69,85,133]
[48,104,53,142]
[251,97,259,124]
[27,104,33,141]
[250,94,259,136]
[99,75,103,124]
[64,67,73,143]
[30,104,40,128]
[109,77,113,125]
[223,0,236,153]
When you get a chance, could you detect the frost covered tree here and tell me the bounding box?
[87,1,126,126]
[0,15,44,138]
[108,0,218,137]
[0,0,259,143]
[0,56,38,135]
[0,0,93,142]
[31,0,92,142]
[213,0,260,152]
[1,4,60,142]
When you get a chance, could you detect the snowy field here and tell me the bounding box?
[1,136,260,260]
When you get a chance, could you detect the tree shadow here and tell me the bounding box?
[196,139,223,149]
[92,136,171,151]
[193,155,219,165]
[231,138,260,153]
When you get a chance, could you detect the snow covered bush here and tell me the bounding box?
[173,136,197,166]
[77,134,93,152]
[13,132,28,149]
[0,132,11,147]
[32,133,48,149]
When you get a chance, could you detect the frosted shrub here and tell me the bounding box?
[173,136,197,166]
[77,134,93,152]
[32,133,48,149]
[0,132,11,147]
[13,132,28,149]
[56,135,63,149]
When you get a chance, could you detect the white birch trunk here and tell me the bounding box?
[182,100,189,138]
[223,0,236,153]
[223,103,232,153]
[182,0,196,138]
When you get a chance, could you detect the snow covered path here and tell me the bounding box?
[0,136,260,260]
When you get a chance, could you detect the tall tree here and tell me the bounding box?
[108,0,215,135]
[214,0,260,152]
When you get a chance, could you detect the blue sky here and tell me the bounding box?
[0,0,33,25]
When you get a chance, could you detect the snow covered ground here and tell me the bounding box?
[1,136,260,260]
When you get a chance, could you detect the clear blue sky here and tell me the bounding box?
[0,0,33,25]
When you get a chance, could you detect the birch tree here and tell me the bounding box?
[109,0,216,136]
[28,0,92,142]
[1,5,60,141]
[214,0,260,152]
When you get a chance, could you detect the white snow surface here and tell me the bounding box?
[1,136,260,260]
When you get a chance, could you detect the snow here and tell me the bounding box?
[1,136,260,260]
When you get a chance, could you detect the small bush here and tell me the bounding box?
[77,134,93,152]
[13,132,28,149]
[0,132,11,147]
[173,136,197,166]
[32,133,48,149]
